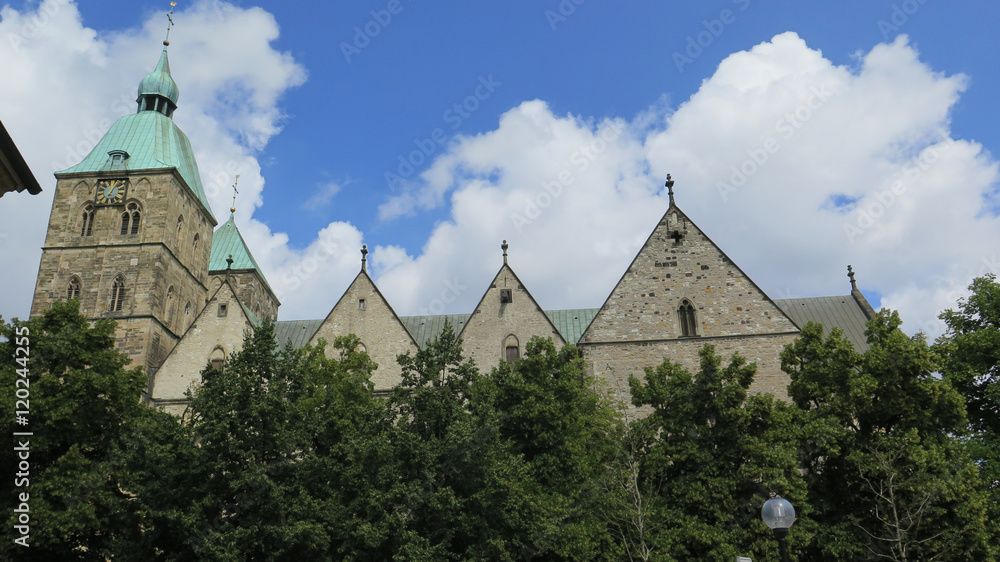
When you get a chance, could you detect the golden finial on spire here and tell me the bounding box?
[230,174,240,214]
[164,2,177,46]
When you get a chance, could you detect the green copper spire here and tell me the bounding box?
[138,47,180,108]
[209,214,274,292]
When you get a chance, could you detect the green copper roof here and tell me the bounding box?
[59,111,212,213]
[209,214,274,292]
[545,308,600,344]
[139,48,180,105]
[274,319,323,351]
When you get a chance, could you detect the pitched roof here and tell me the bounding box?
[545,308,600,344]
[58,110,212,216]
[208,214,276,296]
[399,314,472,349]
[274,319,323,351]
[774,295,873,352]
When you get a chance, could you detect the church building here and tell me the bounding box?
[29,42,876,416]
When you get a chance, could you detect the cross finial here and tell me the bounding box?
[230,174,240,214]
[847,265,858,291]
[164,2,177,46]
[665,174,675,206]
[226,253,233,270]
[361,244,368,272]
[502,240,509,265]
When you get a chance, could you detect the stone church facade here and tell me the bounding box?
[29,44,876,415]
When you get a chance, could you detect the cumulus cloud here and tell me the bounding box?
[371,32,999,341]
[1,6,994,345]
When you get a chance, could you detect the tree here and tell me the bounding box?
[0,301,149,560]
[783,312,992,560]
[629,345,808,561]
[936,274,1000,507]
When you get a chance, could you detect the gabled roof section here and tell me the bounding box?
[400,314,472,349]
[774,296,873,352]
[458,262,566,345]
[208,214,275,294]
[545,308,600,345]
[274,319,324,351]
[57,111,212,217]
[579,198,799,343]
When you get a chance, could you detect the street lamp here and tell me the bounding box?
[761,497,796,562]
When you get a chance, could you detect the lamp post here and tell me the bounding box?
[761,497,796,562]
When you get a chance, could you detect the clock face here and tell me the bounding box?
[95,178,127,206]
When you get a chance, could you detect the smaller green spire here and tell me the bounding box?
[138,47,180,108]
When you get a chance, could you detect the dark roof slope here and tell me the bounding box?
[774,295,872,352]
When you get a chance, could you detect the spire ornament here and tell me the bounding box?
[502,240,509,265]
[361,244,368,272]
[848,265,858,291]
[164,2,177,46]
[230,174,240,214]
[665,174,675,207]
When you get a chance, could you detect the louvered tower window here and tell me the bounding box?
[110,275,126,312]
[120,202,141,235]
[81,205,95,237]
[67,277,81,300]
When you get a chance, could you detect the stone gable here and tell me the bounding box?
[580,204,798,343]
[309,270,419,391]
[458,263,566,372]
[150,279,254,416]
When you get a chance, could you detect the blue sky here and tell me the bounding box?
[1,0,998,339]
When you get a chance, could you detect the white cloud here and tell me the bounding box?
[370,32,999,342]
[1,7,995,347]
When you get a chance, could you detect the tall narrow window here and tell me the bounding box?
[165,286,175,325]
[193,233,200,251]
[110,275,126,312]
[176,215,183,235]
[504,334,519,363]
[679,299,697,337]
[81,205,95,236]
[67,277,81,300]
[358,298,366,311]
[500,289,513,304]
[120,202,141,235]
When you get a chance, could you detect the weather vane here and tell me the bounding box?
[164,2,177,46]
[230,174,240,214]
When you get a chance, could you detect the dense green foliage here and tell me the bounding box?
[4,289,1000,560]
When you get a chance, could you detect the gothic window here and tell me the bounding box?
[81,205,95,237]
[176,215,183,235]
[110,275,126,312]
[504,334,519,363]
[356,342,367,354]
[184,301,191,320]
[500,289,513,304]
[679,299,697,337]
[193,233,200,251]
[209,347,226,370]
[67,277,81,300]
[165,286,175,325]
[120,202,141,235]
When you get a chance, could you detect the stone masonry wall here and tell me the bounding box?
[208,271,279,322]
[459,264,566,373]
[151,281,252,414]
[580,207,798,343]
[31,171,216,374]
[582,332,800,418]
[310,271,419,391]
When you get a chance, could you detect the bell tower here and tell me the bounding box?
[30,34,216,380]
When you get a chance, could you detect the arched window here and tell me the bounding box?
[165,286,175,325]
[110,275,126,312]
[176,215,183,235]
[209,347,226,370]
[356,342,367,354]
[81,205,95,237]
[120,202,141,235]
[67,277,81,300]
[679,299,697,337]
[193,233,200,251]
[504,334,520,363]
